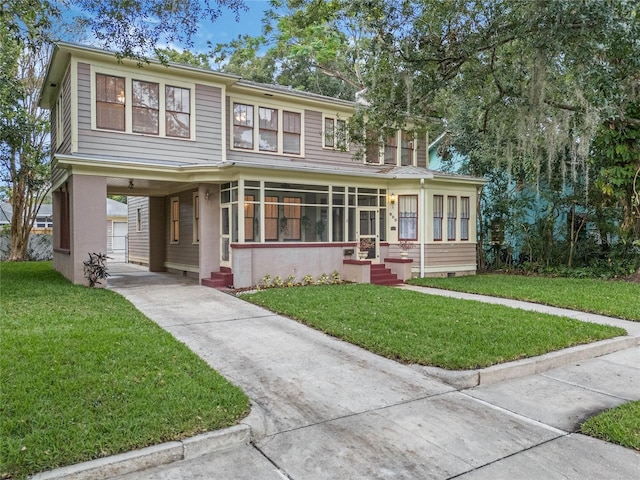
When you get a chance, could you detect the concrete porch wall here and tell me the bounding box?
[231,243,355,288]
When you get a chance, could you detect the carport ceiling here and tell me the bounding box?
[106,177,194,197]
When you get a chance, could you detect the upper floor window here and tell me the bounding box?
[324,117,347,150]
[283,111,301,154]
[231,100,303,156]
[384,134,397,165]
[259,107,278,152]
[400,132,414,166]
[55,84,64,149]
[233,103,254,149]
[165,86,190,138]
[92,68,194,139]
[365,129,381,164]
[96,74,125,131]
[132,80,159,135]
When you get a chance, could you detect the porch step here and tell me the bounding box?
[370,264,403,286]
[201,268,234,289]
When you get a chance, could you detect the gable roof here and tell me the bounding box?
[107,198,127,217]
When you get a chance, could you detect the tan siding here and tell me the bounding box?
[76,63,223,163]
[303,110,353,163]
[60,67,72,154]
[127,196,149,263]
[425,243,476,267]
[51,103,58,153]
[165,190,198,267]
[52,67,72,155]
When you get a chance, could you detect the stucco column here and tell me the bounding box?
[199,184,220,281]
[53,175,107,286]
[148,196,166,272]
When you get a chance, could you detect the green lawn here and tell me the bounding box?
[0,262,249,480]
[407,274,640,321]
[242,284,624,370]
[581,401,640,451]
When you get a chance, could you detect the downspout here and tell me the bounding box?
[420,177,425,277]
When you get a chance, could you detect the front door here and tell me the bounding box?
[357,207,379,262]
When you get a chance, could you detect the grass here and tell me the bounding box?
[242,284,624,370]
[0,262,249,480]
[407,274,640,321]
[581,401,640,451]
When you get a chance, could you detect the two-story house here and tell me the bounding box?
[39,42,485,288]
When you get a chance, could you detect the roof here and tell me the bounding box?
[0,203,52,224]
[40,42,354,111]
[107,198,127,217]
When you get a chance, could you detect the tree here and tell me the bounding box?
[155,47,212,69]
[210,0,371,99]
[68,0,247,63]
[0,23,51,261]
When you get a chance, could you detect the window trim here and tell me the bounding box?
[447,196,457,241]
[461,196,470,241]
[95,73,126,132]
[55,84,64,149]
[132,79,160,135]
[433,195,443,242]
[283,110,301,155]
[136,207,142,232]
[229,97,304,157]
[323,114,349,150]
[192,192,199,244]
[258,106,278,152]
[398,194,418,241]
[90,65,196,140]
[170,197,180,244]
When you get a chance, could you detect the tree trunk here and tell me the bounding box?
[8,184,30,261]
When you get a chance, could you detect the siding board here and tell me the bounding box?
[127,196,149,264]
[425,243,476,266]
[165,190,198,267]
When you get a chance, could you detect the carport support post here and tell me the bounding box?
[66,175,107,286]
[148,197,166,272]
[199,184,220,283]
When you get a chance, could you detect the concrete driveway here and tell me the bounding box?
[104,265,639,480]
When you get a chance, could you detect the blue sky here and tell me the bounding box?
[58,0,272,54]
[192,0,272,52]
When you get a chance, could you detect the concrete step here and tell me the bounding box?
[370,264,403,286]
[202,270,234,289]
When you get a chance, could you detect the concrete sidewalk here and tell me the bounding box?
[36,265,640,479]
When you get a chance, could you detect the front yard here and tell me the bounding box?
[242,283,625,370]
[0,262,249,480]
[407,274,640,321]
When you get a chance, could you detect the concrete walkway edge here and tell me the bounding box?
[418,335,640,389]
[30,424,251,480]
